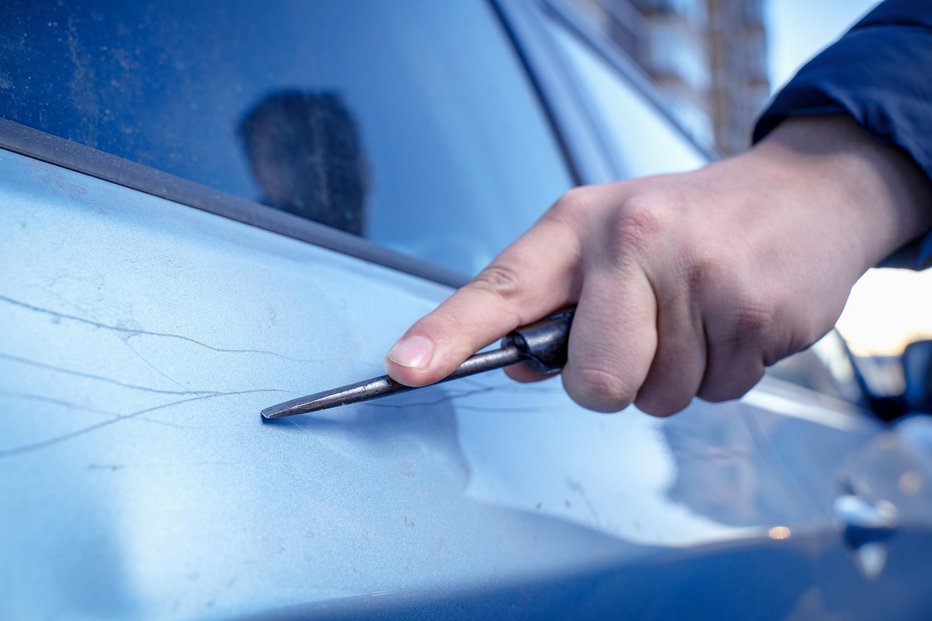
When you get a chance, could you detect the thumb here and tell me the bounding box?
[385,217,581,386]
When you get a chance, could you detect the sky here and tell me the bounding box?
[766,0,879,92]
[765,0,932,356]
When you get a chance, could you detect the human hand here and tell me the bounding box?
[385,117,932,415]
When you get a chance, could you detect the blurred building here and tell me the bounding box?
[574,0,770,156]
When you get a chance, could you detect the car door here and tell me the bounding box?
[3,1,932,619]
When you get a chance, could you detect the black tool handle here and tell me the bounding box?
[501,309,575,373]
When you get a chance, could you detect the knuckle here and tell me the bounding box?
[682,248,715,295]
[730,293,776,341]
[609,198,665,257]
[550,187,592,222]
[699,365,764,403]
[566,366,635,413]
[469,263,524,300]
[697,384,733,403]
[635,394,688,418]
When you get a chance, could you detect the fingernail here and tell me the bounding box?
[387,335,435,369]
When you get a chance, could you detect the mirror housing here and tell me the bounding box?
[902,340,932,414]
[847,339,932,420]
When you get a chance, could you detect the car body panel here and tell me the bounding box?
[3,1,932,618]
[3,146,932,619]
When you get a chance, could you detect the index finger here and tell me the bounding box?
[384,215,582,387]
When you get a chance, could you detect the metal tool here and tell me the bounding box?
[261,310,574,418]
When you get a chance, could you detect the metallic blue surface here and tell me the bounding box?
[3,3,932,617]
[3,149,932,619]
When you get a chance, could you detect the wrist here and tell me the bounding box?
[744,116,932,271]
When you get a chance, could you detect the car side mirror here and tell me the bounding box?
[847,339,932,420]
[903,340,932,414]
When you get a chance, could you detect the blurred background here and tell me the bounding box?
[574,0,931,357]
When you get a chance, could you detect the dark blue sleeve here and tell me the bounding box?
[753,0,932,268]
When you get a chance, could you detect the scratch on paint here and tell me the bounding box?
[566,478,601,524]
[120,338,192,390]
[0,352,222,396]
[0,388,295,459]
[27,288,193,390]
[0,294,322,363]
[0,389,198,429]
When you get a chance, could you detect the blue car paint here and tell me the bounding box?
[3,0,932,616]
[3,144,932,619]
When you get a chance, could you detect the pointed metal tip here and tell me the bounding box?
[261,405,291,419]
[260,406,289,419]
[261,394,330,419]
[261,375,406,419]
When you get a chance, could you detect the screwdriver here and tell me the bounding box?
[261,310,574,418]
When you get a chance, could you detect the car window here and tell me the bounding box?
[543,10,708,178]
[0,0,572,276]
